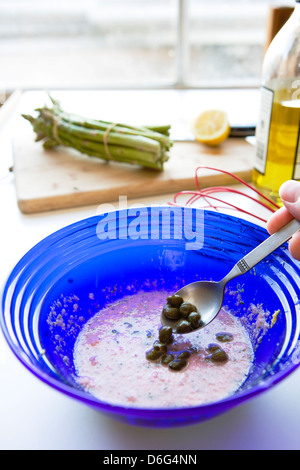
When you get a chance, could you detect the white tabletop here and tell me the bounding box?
[1,90,300,451]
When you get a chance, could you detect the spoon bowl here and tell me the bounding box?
[161,218,300,333]
[161,280,225,331]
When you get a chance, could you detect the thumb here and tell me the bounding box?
[279,180,300,220]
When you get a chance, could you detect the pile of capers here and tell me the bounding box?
[162,294,203,333]
[146,325,192,371]
[145,326,231,370]
[146,293,234,371]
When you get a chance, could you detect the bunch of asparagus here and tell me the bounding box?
[22,96,172,170]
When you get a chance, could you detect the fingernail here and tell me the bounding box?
[279,180,300,205]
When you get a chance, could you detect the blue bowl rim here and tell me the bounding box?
[1,208,300,419]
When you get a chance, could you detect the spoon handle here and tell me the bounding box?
[223,218,300,284]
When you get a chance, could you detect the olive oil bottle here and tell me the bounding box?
[253,1,300,202]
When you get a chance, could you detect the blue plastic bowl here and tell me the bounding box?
[1,207,300,428]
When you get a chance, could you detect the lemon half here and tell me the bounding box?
[191,110,231,147]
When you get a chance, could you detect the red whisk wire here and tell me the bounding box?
[169,166,280,223]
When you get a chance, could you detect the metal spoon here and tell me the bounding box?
[161,218,300,333]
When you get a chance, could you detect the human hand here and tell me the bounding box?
[267,180,300,260]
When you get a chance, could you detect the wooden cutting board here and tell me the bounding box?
[12,132,255,214]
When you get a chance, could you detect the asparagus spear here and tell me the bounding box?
[22,96,172,170]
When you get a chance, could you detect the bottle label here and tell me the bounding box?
[254,86,274,175]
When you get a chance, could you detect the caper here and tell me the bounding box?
[153,341,168,354]
[161,353,174,365]
[176,320,192,334]
[208,349,229,364]
[146,348,163,361]
[215,332,234,343]
[177,350,191,360]
[168,358,187,371]
[162,304,180,320]
[179,302,197,318]
[167,294,184,308]
[206,343,221,353]
[159,326,173,344]
[188,311,202,329]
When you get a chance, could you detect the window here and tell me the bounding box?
[0,0,296,91]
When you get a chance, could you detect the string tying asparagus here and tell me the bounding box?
[22,96,172,170]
